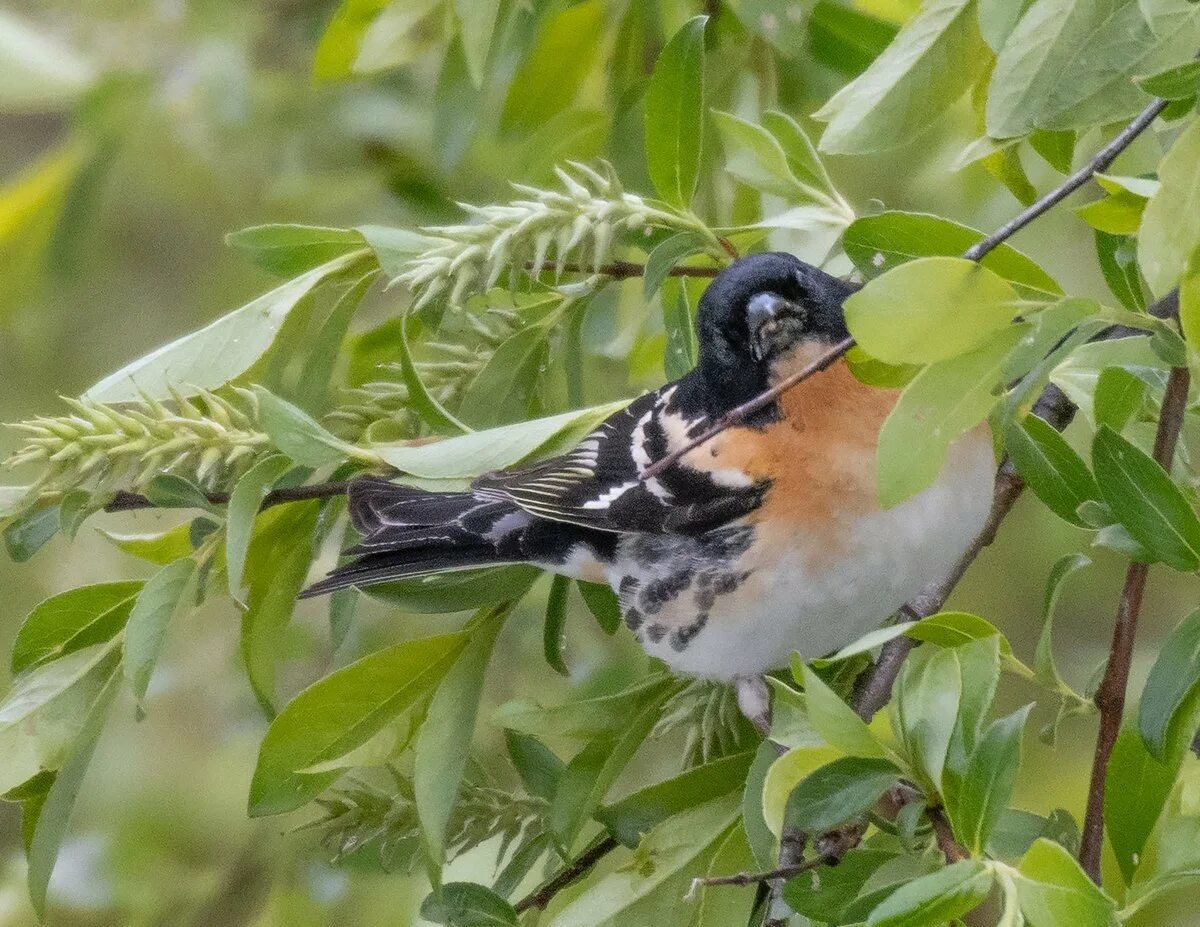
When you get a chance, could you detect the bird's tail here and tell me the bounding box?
[300,476,530,598]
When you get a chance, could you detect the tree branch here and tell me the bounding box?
[962,96,1170,263]
[523,259,721,279]
[103,481,353,513]
[1079,360,1192,882]
[514,835,620,914]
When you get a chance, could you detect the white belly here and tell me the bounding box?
[616,434,995,679]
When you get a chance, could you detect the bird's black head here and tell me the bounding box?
[694,252,854,404]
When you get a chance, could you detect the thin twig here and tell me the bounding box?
[1079,361,1192,882]
[523,259,721,279]
[639,91,1169,480]
[928,807,968,864]
[963,96,1170,262]
[103,481,353,513]
[641,335,855,479]
[693,856,827,890]
[514,835,620,913]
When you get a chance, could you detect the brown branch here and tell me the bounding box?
[928,807,968,864]
[104,480,353,513]
[523,259,721,280]
[1079,360,1192,882]
[514,835,620,914]
[641,336,855,479]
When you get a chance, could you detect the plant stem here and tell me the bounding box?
[523,259,721,279]
[514,835,620,913]
[962,96,1170,262]
[104,481,353,513]
[1079,361,1192,882]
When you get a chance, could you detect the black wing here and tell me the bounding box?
[471,381,767,535]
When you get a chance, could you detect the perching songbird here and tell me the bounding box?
[303,253,995,678]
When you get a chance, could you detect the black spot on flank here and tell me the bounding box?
[646,623,667,644]
[695,586,717,612]
[619,576,640,596]
[624,607,643,631]
[639,570,693,615]
[712,572,742,596]
[670,614,709,651]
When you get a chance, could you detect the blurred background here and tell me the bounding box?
[0,1,1196,924]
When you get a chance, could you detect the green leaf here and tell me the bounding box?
[978,0,1033,50]
[662,280,698,381]
[141,474,218,512]
[844,257,1021,365]
[549,684,674,848]
[577,581,621,634]
[807,1,899,77]
[367,565,540,614]
[97,524,194,566]
[415,607,508,883]
[986,0,1200,138]
[1134,57,1200,99]
[226,224,368,276]
[459,320,553,428]
[397,316,471,434]
[452,0,500,89]
[241,506,319,716]
[1140,119,1200,296]
[249,629,468,816]
[711,110,844,209]
[84,253,365,402]
[798,663,888,757]
[313,0,391,81]
[1093,366,1146,432]
[867,859,993,927]
[1095,232,1146,313]
[1005,413,1100,527]
[0,639,122,794]
[546,796,740,927]
[643,232,705,299]
[254,386,368,468]
[644,15,707,206]
[1105,725,1178,884]
[876,325,1022,508]
[296,270,378,413]
[891,644,962,793]
[1139,607,1200,761]
[815,0,987,154]
[25,672,117,919]
[952,705,1032,854]
[349,0,443,75]
[421,881,516,927]
[596,751,754,847]
[225,454,293,596]
[1033,554,1093,742]
[785,756,900,833]
[1016,838,1115,927]
[493,675,673,739]
[1076,190,1148,235]
[4,504,60,561]
[1092,425,1200,571]
[504,730,563,802]
[371,402,627,479]
[542,575,570,676]
[123,558,196,702]
[11,582,142,674]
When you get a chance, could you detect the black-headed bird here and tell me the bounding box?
[303,253,994,678]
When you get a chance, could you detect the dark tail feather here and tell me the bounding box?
[301,477,530,598]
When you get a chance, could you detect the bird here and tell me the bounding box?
[302,252,996,679]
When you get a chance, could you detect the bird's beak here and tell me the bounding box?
[748,292,802,360]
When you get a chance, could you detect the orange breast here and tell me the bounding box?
[681,347,900,556]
